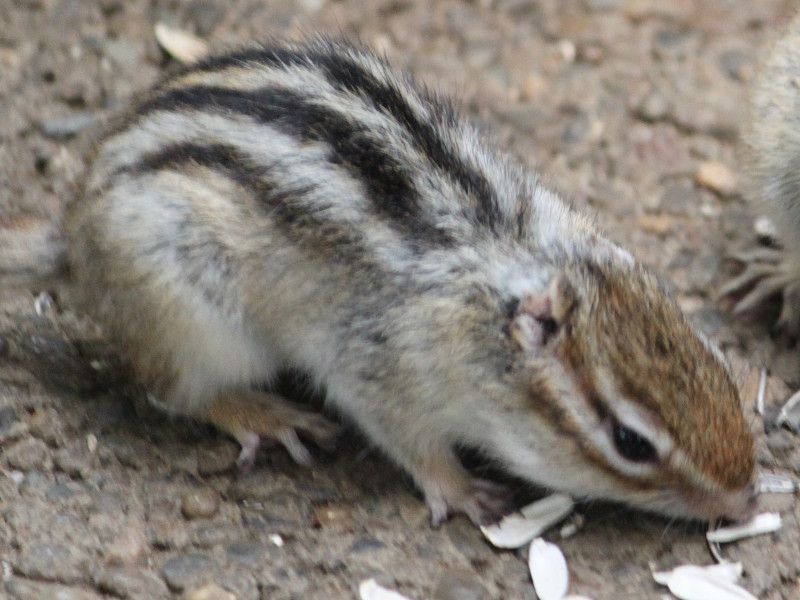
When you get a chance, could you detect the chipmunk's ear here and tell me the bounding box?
[510,274,577,352]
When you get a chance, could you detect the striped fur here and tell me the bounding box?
[64,38,755,523]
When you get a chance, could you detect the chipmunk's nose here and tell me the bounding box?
[725,482,759,522]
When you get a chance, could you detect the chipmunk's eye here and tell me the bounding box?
[612,420,658,463]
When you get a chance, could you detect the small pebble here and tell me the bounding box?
[181,488,220,519]
[149,514,190,550]
[160,553,216,592]
[185,582,237,600]
[4,579,103,600]
[718,48,753,81]
[14,543,89,584]
[445,517,489,561]
[54,443,92,478]
[197,442,238,476]
[635,91,669,122]
[312,503,354,529]
[39,113,98,140]
[94,566,170,599]
[433,569,489,600]
[3,437,51,471]
[29,408,66,447]
[0,421,30,444]
[695,161,736,197]
[637,214,673,235]
[519,72,548,101]
[0,405,18,435]
[218,569,258,600]
[226,542,271,569]
[104,525,147,565]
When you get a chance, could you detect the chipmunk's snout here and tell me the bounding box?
[687,480,759,523]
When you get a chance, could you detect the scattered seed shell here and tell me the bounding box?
[776,389,800,432]
[758,473,797,494]
[480,494,574,549]
[652,563,755,600]
[706,512,781,543]
[154,22,210,64]
[756,368,767,415]
[754,215,778,240]
[529,538,569,600]
[559,513,585,539]
[359,579,412,600]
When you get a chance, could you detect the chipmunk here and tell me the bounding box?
[2,38,756,525]
[722,13,800,336]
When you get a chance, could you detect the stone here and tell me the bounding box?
[635,91,669,122]
[4,578,103,600]
[149,513,190,550]
[219,569,258,600]
[718,48,753,81]
[445,517,490,562]
[181,487,220,519]
[349,537,386,554]
[29,408,66,447]
[637,214,673,236]
[312,503,355,530]
[695,161,737,197]
[3,437,51,471]
[54,442,93,479]
[226,542,273,569]
[39,113,98,140]
[185,583,237,600]
[197,442,238,476]
[190,525,242,548]
[0,405,18,435]
[14,543,89,584]
[160,553,216,592]
[104,524,147,565]
[432,569,489,600]
[94,566,170,599]
[45,482,83,502]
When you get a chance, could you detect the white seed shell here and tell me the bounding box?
[754,215,778,239]
[758,473,797,494]
[480,494,574,549]
[652,564,756,600]
[776,389,800,432]
[154,23,210,65]
[359,579,412,600]
[706,512,782,543]
[529,538,569,600]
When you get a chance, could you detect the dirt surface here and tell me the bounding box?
[1,0,800,598]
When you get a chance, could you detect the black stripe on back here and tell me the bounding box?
[138,85,454,248]
[180,42,503,233]
[129,142,368,264]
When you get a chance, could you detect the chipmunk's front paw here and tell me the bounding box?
[424,477,514,528]
[720,247,800,340]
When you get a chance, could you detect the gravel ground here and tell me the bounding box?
[1,1,800,598]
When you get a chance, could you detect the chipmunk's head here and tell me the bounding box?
[501,258,756,522]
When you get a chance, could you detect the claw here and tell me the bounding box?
[276,427,314,466]
[717,263,778,301]
[235,431,260,472]
[721,243,800,339]
[728,247,783,266]
[425,476,514,528]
